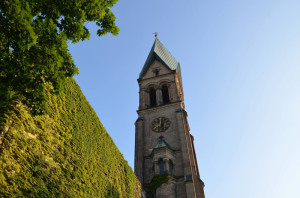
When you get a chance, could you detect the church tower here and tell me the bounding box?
[134,38,205,198]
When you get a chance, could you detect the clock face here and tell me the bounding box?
[151,117,171,132]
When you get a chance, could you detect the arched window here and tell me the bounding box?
[168,160,173,175]
[158,159,164,174]
[149,87,156,107]
[162,85,170,104]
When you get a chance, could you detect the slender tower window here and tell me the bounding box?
[169,160,173,175]
[149,88,156,107]
[162,85,170,104]
[159,159,164,174]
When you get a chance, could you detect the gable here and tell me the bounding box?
[142,60,173,80]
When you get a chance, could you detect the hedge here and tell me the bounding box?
[0,78,141,197]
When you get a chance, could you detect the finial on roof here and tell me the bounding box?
[153,32,158,38]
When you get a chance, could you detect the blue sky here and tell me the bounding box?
[69,0,300,197]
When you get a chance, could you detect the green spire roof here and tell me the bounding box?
[139,39,180,79]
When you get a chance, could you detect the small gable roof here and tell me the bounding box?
[139,39,180,79]
[154,136,174,150]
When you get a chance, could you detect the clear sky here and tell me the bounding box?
[69,0,300,197]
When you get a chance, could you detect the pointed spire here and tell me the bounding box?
[139,39,180,79]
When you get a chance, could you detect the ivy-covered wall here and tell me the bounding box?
[0,78,141,197]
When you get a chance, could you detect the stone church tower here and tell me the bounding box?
[135,38,205,198]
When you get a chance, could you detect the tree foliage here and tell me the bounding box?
[0,0,119,114]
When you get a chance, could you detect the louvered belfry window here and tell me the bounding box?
[149,88,156,107]
[162,85,170,104]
